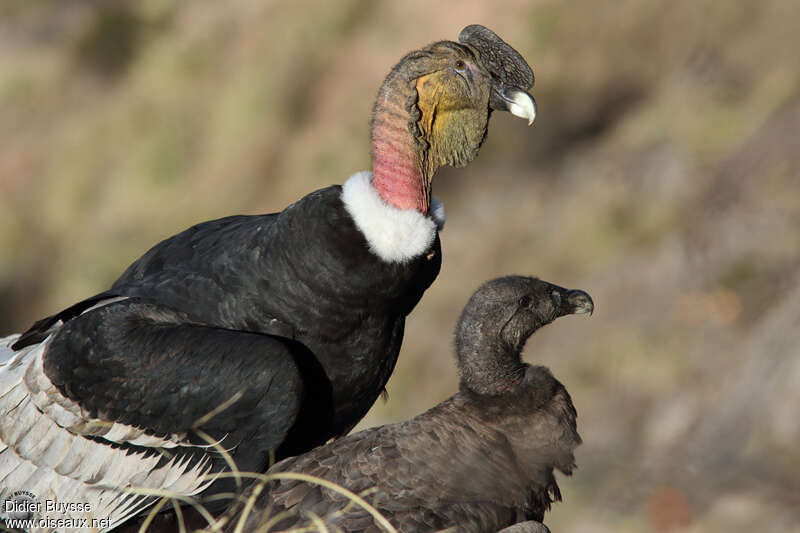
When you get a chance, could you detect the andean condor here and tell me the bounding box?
[209,276,593,533]
[0,25,536,531]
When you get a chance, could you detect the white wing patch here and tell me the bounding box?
[0,333,214,532]
[341,171,444,263]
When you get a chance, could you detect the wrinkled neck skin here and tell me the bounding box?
[371,76,431,214]
[456,330,528,396]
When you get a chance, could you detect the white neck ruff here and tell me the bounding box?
[341,171,445,263]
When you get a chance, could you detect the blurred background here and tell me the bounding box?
[1,1,798,531]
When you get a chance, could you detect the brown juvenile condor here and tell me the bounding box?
[213,276,592,533]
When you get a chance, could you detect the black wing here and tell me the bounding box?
[43,297,332,474]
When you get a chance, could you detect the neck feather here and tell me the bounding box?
[371,82,429,214]
[456,335,526,396]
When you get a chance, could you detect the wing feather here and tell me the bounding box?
[0,334,213,532]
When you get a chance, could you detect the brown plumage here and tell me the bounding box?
[211,276,592,533]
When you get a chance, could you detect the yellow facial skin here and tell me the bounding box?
[414,47,492,182]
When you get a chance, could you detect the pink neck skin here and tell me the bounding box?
[371,99,429,214]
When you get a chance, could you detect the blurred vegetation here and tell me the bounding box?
[1,1,798,531]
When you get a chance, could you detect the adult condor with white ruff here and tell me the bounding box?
[211,276,592,533]
[0,25,536,531]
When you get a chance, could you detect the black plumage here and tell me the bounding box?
[1,25,536,530]
[213,276,593,533]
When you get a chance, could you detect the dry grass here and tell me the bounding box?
[113,390,400,533]
[123,470,399,533]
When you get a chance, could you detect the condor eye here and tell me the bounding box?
[454,59,466,70]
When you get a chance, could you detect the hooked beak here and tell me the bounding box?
[550,285,594,318]
[566,289,594,316]
[491,85,537,126]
